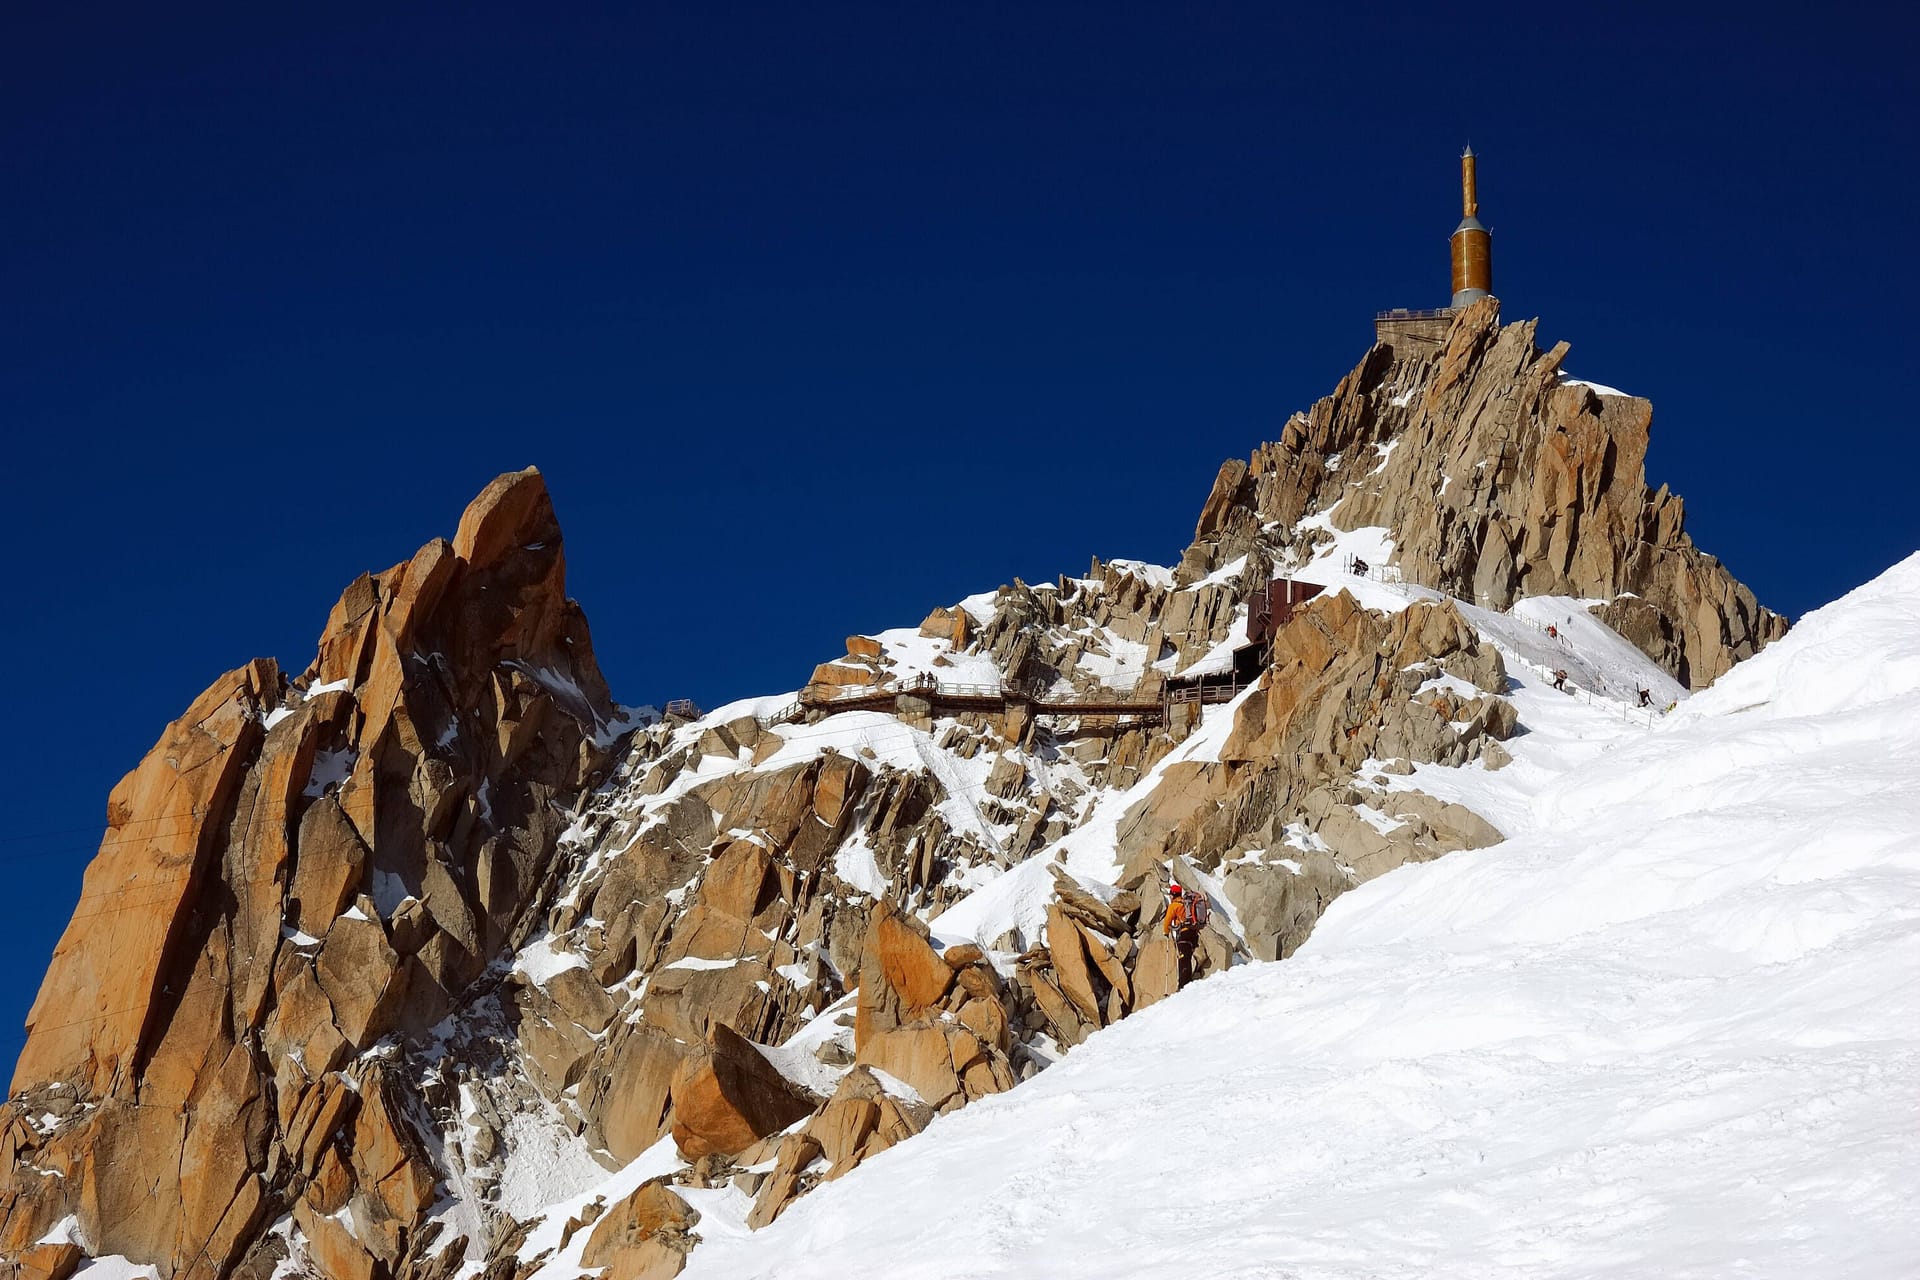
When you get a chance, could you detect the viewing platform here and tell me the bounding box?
[1373,306,1461,355]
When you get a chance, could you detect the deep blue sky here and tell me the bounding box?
[3,4,1915,1071]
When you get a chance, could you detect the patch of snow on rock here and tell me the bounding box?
[513,933,588,985]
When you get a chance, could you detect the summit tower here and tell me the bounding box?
[1450,146,1493,307]
[1374,147,1501,353]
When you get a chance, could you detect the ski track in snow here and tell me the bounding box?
[674,552,1920,1280]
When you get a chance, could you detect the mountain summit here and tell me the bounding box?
[2,309,1807,1280]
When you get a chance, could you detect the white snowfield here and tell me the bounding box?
[681,553,1920,1280]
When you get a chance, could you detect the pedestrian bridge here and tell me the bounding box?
[769,669,1253,729]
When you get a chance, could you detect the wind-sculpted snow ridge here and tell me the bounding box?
[680,553,1920,1280]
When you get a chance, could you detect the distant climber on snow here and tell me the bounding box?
[1551,669,1569,691]
[1163,882,1208,988]
[1351,556,1370,576]
[1638,687,1653,707]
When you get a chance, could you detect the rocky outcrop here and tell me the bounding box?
[853,904,1016,1110]
[1183,300,1786,687]
[1104,592,1517,965]
[1220,594,1508,779]
[668,1024,815,1160]
[730,906,1035,1229]
[579,1182,699,1280]
[1,468,619,1277]
[736,877,1246,1229]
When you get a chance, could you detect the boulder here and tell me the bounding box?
[858,1024,962,1107]
[1076,921,1131,1004]
[806,661,882,689]
[12,1241,84,1280]
[668,1024,815,1160]
[984,753,1026,799]
[581,1180,700,1280]
[292,1202,378,1280]
[1047,864,1131,936]
[697,839,777,920]
[955,994,1012,1055]
[1045,904,1106,1026]
[746,1132,823,1229]
[1127,929,1183,1012]
[1223,854,1354,961]
[854,902,953,1048]
[942,942,986,968]
[289,796,371,937]
[315,908,405,1050]
[1024,968,1089,1046]
[810,1076,882,1170]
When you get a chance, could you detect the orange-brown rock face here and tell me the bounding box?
[580,1180,699,1280]
[1,468,620,1276]
[668,1024,815,1160]
[850,903,1015,1111]
[13,658,275,1097]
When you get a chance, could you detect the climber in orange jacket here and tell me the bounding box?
[1163,883,1208,988]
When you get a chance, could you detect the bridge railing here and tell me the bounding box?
[916,680,1005,699]
[800,684,900,706]
[1342,553,1409,586]
[1166,677,1245,705]
[756,700,806,728]
[800,670,1167,711]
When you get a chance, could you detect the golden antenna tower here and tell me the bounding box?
[1450,146,1492,307]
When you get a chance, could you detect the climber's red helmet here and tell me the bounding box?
[1168,884,1183,895]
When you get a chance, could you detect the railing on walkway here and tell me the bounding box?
[1374,307,1458,323]
[797,669,1181,722]
[1343,553,1409,586]
[791,662,1261,728]
[1500,612,1668,729]
[1335,555,1668,729]
[756,700,806,728]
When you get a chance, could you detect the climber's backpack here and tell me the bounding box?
[1169,888,1210,937]
[1188,890,1212,931]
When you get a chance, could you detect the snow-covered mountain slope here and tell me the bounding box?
[677,552,1920,1279]
[2,313,1809,1280]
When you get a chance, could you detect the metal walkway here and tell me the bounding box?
[791,669,1253,727]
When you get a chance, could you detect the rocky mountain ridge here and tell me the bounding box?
[1186,298,1783,686]
[1,306,1784,1280]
